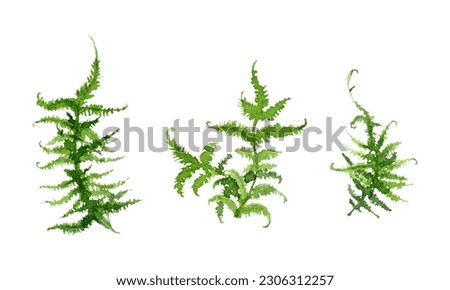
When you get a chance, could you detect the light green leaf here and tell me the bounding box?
[239,203,271,228]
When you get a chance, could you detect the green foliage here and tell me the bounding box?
[35,37,140,234]
[168,61,306,227]
[330,69,417,217]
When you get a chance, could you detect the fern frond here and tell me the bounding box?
[47,214,95,234]
[239,96,261,121]
[101,198,141,213]
[93,213,118,233]
[80,104,127,116]
[38,142,71,155]
[199,143,218,170]
[250,183,287,202]
[259,121,307,140]
[90,179,128,190]
[235,147,280,162]
[261,98,290,121]
[81,155,123,164]
[250,61,269,109]
[40,179,75,191]
[238,203,271,228]
[216,154,232,174]
[90,188,115,198]
[45,188,78,206]
[209,195,238,216]
[44,133,71,146]
[36,156,71,170]
[36,94,77,111]
[347,133,368,149]
[192,173,212,196]
[258,169,282,183]
[76,36,100,102]
[213,176,239,198]
[215,202,224,223]
[347,185,379,218]
[168,61,305,227]
[36,38,139,234]
[254,149,280,162]
[86,170,113,181]
[167,129,200,165]
[244,162,277,173]
[376,120,397,149]
[235,147,254,160]
[368,194,391,212]
[34,116,72,129]
[332,69,416,217]
[228,169,248,201]
[174,164,202,196]
[207,120,259,145]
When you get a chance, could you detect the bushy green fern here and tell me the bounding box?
[35,37,140,234]
[330,69,417,217]
[168,61,306,227]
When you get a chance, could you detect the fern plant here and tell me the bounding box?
[35,38,140,234]
[168,61,307,227]
[330,69,417,217]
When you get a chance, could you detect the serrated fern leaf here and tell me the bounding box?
[90,179,128,190]
[167,129,200,165]
[76,36,100,102]
[251,61,270,109]
[36,156,71,170]
[94,213,118,234]
[216,154,232,175]
[207,120,259,145]
[228,169,248,201]
[36,94,77,111]
[238,203,271,228]
[239,96,262,121]
[236,147,280,162]
[48,215,95,234]
[261,98,290,121]
[250,184,287,202]
[40,180,75,191]
[209,195,238,216]
[259,121,307,140]
[244,162,277,173]
[45,188,78,206]
[34,116,72,129]
[199,143,218,171]
[192,173,211,196]
[258,169,282,183]
[174,165,201,196]
[215,202,225,223]
[80,104,127,116]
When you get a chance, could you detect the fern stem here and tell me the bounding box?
[243,120,259,206]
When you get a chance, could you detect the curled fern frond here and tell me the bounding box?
[331,69,417,217]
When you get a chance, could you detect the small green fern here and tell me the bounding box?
[168,61,306,227]
[35,37,140,234]
[330,69,417,217]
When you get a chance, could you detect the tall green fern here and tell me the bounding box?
[35,37,140,234]
[330,69,417,217]
[168,61,306,227]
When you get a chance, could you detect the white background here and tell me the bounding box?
[1,1,449,289]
